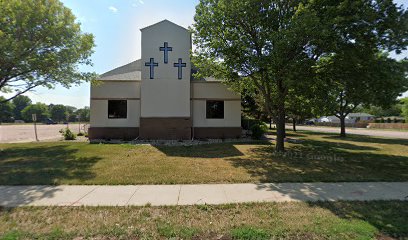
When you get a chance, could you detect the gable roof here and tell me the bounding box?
[140,19,188,32]
[99,59,142,81]
[98,59,222,82]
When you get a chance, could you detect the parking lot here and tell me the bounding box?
[0,124,85,143]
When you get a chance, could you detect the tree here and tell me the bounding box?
[286,95,313,132]
[192,0,322,151]
[75,107,90,122]
[311,0,408,137]
[50,104,67,122]
[0,96,15,122]
[356,104,402,117]
[0,0,96,102]
[316,51,408,137]
[402,98,408,122]
[21,103,50,122]
[12,95,32,120]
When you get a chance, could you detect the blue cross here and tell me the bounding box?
[173,58,186,80]
[159,42,172,64]
[145,58,158,79]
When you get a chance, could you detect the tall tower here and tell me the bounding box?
[140,20,192,139]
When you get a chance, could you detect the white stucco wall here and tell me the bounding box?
[191,82,239,99]
[140,20,191,117]
[192,100,241,127]
[191,82,241,127]
[91,81,141,99]
[90,99,140,127]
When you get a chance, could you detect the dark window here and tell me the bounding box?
[108,100,127,119]
[206,100,224,119]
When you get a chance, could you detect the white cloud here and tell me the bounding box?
[131,0,144,7]
[108,6,118,13]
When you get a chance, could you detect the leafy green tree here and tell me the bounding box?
[0,0,96,102]
[0,96,15,122]
[21,103,50,122]
[12,95,32,120]
[192,0,322,151]
[316,50,408,137]
[286,96,313,132]
[356,104,402,117]
[402,98,408,122]
[65,106,77,121]
[50,104,67,122]
[309,0,408,137]
[75,107,90,122]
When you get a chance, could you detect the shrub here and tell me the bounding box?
[59,128,76,140]
[250,123,267,139]
[77,132,84,136]
[242,118,265,130]
[380,118,385,123]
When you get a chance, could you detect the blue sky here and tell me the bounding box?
[3,0,407,108]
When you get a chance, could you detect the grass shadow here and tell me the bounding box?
[153,142,263,158]
[0,144,102,185]
[226,132,408,182]
[323,134,408,146]
[309,201,408,238]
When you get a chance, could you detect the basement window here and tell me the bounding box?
[206,100,224,119]
[108,100,127,119]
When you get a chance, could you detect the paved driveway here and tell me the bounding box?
[292,125,408,139]
[0,124,85,143]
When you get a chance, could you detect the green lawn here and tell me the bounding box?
[0,201,407,239]
[0,130,407,185]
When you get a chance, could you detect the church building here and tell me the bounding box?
[89,20,241,140]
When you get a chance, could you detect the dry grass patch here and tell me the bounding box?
[0,201,406,239]
[0,130,407,185]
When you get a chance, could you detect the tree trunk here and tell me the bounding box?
[292,118,296,132]
[340,115,346,137]
[269,117,272,130]
[275,107,286,152]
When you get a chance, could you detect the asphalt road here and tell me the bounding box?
[291,125,408,139]
[0,124,86,143]
[1,124,406,143]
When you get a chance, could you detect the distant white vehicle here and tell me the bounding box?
[317,113,374,124]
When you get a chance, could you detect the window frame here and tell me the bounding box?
[206,100,224,119]
[108,100,128,119]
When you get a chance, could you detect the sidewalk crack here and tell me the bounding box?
[176,185,182,205]
[70,186,98,206]
[126,186,140,205]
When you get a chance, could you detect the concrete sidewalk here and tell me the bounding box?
[0,182,407,207]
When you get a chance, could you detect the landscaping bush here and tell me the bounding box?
[250,123,268,139]
[242,118,265,130]
[77,132,84,136]
[59,128,76,140]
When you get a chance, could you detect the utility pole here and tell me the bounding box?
[32,114,38,141]
[77,115,81,133]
